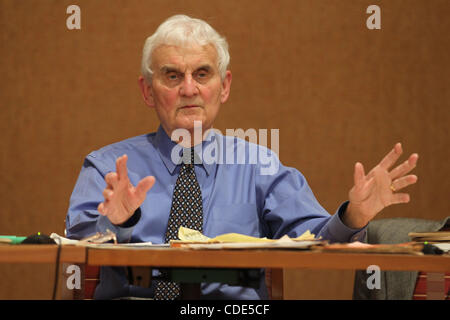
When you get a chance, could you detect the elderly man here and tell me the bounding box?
[66,15,418,299]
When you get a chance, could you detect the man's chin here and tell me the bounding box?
[176,117,207,130]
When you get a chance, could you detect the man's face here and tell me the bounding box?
[139,44,232,139]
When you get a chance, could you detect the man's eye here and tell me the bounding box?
[195,70,210,80]
[168,73,179,80]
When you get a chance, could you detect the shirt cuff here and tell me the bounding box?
[117,207,141,228]
[96,208,141,243]
[319,201,367,243]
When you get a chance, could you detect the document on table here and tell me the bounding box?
[408,231,450,242]
[171,227,323,249]
[49,233,158,248]
[433,243,450,253]
[49,226,323,250]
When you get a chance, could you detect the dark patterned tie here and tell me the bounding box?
[154,148,203,300]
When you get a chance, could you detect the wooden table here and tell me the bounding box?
[2,245,447,272]
[85,247,450,299]
[0,245,86,264]
[1,245,449,300]
[86,246,450,272]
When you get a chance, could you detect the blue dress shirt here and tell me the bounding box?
[66,125,366,299]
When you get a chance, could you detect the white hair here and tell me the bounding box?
[141,15,230,83]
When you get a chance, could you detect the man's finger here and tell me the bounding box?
[390,193,410,205]
[98,202,106,215]
[135,176,156,199]
[379,143,403,170]
[391,175,418,192]
[102,189,114,201]
[116,154,129,182]
[353,162,366,188]
[389,153,419,180]
[105,172,119,188]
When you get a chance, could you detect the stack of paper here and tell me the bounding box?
[49,233,155,248]
[170,227,322,249]
[408,231,450,253]
[408,231,450,243]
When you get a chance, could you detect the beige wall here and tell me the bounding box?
[0,0,449,299]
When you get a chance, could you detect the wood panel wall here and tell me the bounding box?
[0,0,449,299]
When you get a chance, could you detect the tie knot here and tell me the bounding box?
[182,147,196,166]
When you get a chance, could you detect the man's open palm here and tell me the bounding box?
[345,143,419,229]
[97,155,155,225]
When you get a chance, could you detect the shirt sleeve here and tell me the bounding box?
[321,201,367,243]
[255,147,366,243]
[65,154,140,243]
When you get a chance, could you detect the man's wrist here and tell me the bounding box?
[342,202,369,229]
[115,207,142,228]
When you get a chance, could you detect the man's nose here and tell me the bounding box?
[179,75,199,97]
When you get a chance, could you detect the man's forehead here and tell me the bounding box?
[151,44,218,70]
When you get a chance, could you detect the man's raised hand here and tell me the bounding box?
[344,143,419,229]
[97,154,155,225]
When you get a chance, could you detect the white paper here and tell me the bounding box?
[50,233,155,247]
[433,243,450,252]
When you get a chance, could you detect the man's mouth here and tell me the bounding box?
[181,105,200,109]
[180,104,200,110]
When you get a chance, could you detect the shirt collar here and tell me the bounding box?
[154,125,216,176]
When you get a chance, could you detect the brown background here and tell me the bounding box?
[0,0,449,299]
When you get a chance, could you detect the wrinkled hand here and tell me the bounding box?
[344,143,418,229]
[97,154,155,225]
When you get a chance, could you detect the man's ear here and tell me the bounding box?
[220,70,232,104]
[138,76,155,108]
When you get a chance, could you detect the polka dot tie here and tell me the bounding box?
[154,148,203,300]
